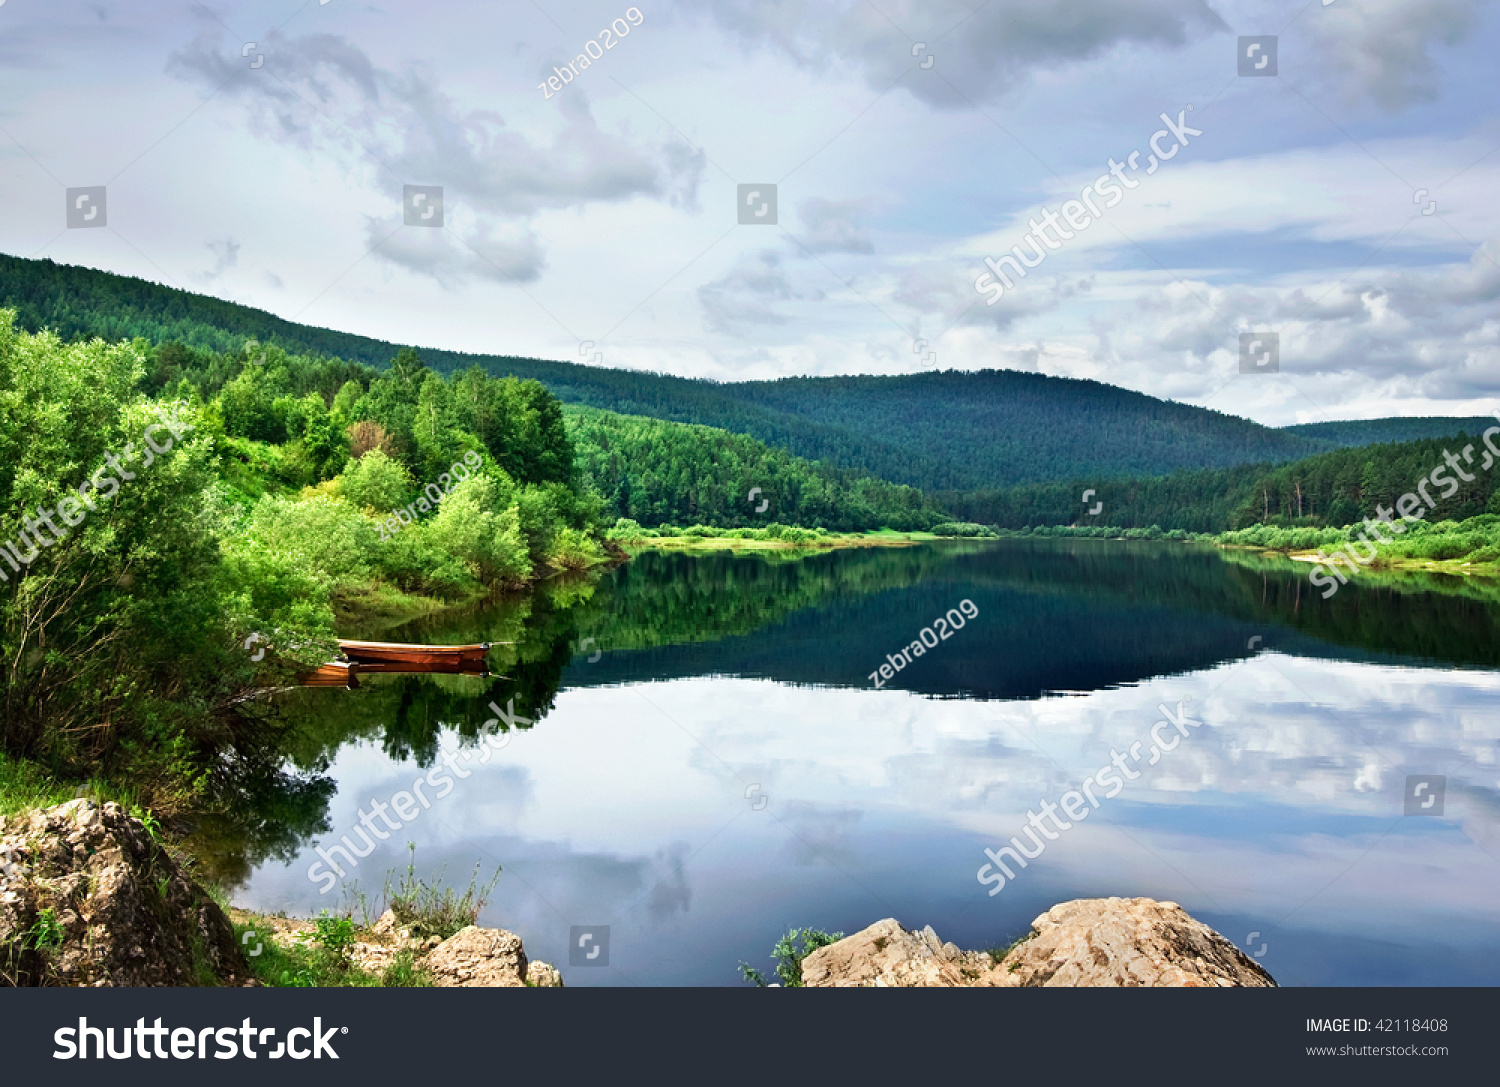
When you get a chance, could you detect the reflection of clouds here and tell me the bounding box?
[776,802,864,868]
[242,663,1500,981]
[644,842,693,923]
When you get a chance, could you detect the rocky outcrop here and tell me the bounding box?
[425,925,531,987]
[800,897,1276,988]
[0,799,248,986]
[240,908,564,987]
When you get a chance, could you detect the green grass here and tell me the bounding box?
[0,752,136,819]
[232,914,433,988]
[380,844,501,941]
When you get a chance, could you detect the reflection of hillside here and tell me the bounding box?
[562,539,1500,697]
[982,541,1500,670]
[569,546,979,652]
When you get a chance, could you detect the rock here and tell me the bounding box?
[0,800,247,986]
[799,918,989,987]
[424,924,563,987]
[1001,897,1276,987]
[526,960,564,988]
[799,897,1276,988]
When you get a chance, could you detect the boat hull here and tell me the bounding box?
[337,639,490,666]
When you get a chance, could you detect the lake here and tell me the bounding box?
[223,539,1500,986]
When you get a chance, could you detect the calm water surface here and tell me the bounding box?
[227,540,1500,986]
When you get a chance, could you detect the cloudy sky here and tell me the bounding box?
[1,0,1497,425]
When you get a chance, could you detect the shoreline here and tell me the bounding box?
[618,531,933,552]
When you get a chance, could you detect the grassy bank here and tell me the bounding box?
[976,515,1500,580]
[225,850,508,988]
[615,524,934,550]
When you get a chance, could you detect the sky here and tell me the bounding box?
[0,0,1497,426]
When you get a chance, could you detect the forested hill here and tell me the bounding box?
[1283,416,1498,447]
[565,406,940,530]
[0,251,1332,490]
[946,428,1500,533]
[725,370,1328,489]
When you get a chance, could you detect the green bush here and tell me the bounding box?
[339,449,412,511]
[931,522,998,538]
[739,927,844,987]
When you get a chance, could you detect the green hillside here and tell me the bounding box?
[948,428,1500,532]
[0,252,1336,492]
[1283,416,1497,447]
[565,405,940,531]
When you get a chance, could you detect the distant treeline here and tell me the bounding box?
[945,430,1500,532]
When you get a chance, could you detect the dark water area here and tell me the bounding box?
[223,540,1500,986]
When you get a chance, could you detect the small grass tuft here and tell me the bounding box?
[381,843,500,941]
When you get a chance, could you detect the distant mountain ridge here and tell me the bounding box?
[1,251,1483,494]
[1283,417,1499,446]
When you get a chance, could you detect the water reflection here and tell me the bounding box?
[222,541,1500,985]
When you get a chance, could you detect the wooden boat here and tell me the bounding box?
[353,659,491,676]
[337,639,494,666]
[301,660,360,688]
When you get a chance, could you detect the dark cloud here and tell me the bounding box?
[1311,0,1489,112]
[680,0,1226,107]
[367,217,546,286]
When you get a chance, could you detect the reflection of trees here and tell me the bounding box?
[200,539,1500,886]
